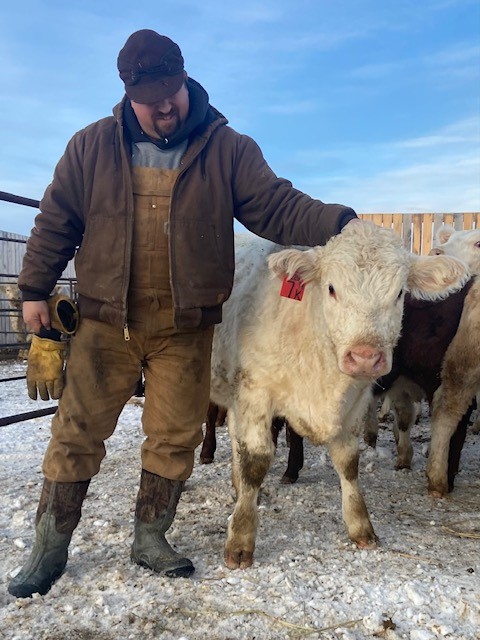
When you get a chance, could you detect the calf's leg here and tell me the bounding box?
[225,403,275,569]
[363,395,380,449]
[281,424,304,484]
[427,387,475,497]
[270,416,283,447]
[447,410,472,491]
[328,434,377,548]
[391,396,416,470]
[200,401,219,464]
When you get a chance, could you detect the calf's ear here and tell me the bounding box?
[268,247,319,283]
[407,254,470,301]
[435,224,455,245]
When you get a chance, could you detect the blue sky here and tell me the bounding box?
[1,0,479,237]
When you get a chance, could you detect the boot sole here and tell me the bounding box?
[8,567,64,598]
[132,555,195,578]
[164,564,195,578]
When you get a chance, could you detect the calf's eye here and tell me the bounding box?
[328,284,336,297]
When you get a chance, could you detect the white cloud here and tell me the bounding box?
[348,42,480,91]
[305,153,480,213]
[425,43,480,66]
[393,116,480,149]
[288,115,480,213]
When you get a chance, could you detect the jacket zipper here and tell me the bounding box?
[115,110,134,338]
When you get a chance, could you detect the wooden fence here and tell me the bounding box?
[358,212,479,255]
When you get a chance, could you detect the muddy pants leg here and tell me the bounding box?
[131,327,214,577]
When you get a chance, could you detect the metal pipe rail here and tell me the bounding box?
[0,406,57,428]
[0,191,40,209]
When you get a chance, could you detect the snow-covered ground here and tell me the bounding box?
[1,358,479,640]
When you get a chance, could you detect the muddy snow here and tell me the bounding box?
[1,359,479,640]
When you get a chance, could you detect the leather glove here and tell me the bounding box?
[47,295,79,335]
[27,335,66,400]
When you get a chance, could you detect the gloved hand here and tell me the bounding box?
[47,295,79,335]
[27,335,66,400]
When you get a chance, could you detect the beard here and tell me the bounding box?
[152,107,181,139]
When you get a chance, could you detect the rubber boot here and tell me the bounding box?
[8,479,89,598]
[131,470,194,578]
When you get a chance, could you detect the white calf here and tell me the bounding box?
[430,225,480,275]
[211,222,469,568]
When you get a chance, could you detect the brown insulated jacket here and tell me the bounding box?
[19,96,356,329]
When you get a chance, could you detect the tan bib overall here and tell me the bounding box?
[43,167,213,482]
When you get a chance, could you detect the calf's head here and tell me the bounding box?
[429,225,480,276]
[268,222,470,379]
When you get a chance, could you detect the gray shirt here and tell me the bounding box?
[132,140,188,169]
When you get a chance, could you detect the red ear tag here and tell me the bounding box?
[280,272,306,301]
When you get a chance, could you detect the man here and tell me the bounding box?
[9,29,358,598]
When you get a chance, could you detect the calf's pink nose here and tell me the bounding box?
[344,347,386,376]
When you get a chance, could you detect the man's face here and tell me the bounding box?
[131,81,190,140]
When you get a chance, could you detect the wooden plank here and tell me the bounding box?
[382,213,394,230]
[463,213,473,229]
[443,213,455,227]
[422,213,434,255]
[462,213,475,230]
[392,214,403,240]
[402,215,412,251]
[412,214,423,255]
[371,213,384,227]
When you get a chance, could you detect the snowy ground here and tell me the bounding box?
[0,358,479,640]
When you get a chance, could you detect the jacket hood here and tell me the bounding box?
[114,77,227,151]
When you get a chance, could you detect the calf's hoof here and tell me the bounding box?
[280,473,298,484]
[447,476,455,493]
[364,434,377,449]
[224,548,254,570]
[395,462,412,471]
[199,457,214,464]
[355,537,379,550]
[427,477,448,498]
[351,528,379,550]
